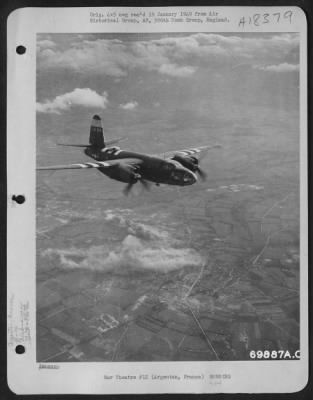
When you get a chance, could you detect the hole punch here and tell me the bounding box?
[12,194,25,204]
[16,45,26,55]
[15,345,25,354]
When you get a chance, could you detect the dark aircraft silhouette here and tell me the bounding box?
[37,115,221,195]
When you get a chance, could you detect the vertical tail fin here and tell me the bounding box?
[57,115,127,149]
[89,115,105,148]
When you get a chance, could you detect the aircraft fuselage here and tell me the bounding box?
[85,146,197,186]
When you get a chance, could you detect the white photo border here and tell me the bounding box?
[7,6,308,394]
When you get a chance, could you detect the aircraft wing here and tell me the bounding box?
[37,158,142,171]
[157,144,222,160]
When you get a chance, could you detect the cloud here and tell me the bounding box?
[37,38,132,76]
[127,222,169,241]
[41,213,205,273]
[37,39,56,50]
[37,33,299,78]
[36,88,109,114]
[159,63,196,77]
[104,210,170,241]
[253,63,299,72]
[42,235,204,273]
[119,101,138,110]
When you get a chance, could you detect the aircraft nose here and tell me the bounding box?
[183,171,197,185]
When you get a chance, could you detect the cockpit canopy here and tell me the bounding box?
[161,159,183,171]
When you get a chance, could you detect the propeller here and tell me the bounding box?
[140,179,151,191]
[123,174,151,196]
[190,156,207,181]
[123,182,134,196]
[196,166,207,181]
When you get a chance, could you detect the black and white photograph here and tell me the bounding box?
[36,31,301,362]
[7,6,308,394]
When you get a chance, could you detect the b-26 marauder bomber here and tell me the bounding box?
[37,115,221,195]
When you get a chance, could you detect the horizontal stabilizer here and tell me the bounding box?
[106,137,128,146]
[57,143,91,147]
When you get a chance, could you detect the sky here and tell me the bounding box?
[36,32,301,271]
[36,32,300,188]
[36,32,299,116]
[35,34,301,367]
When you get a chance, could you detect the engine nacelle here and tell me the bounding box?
[103,164,140,183]
[172,155,198,172]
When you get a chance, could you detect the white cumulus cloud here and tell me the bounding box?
[37,33,299,78]
[159,63,196,77]
[36,88,109,114]
[37,39,56,50]
[253,63,299,72]
[41,214,205,273]
[119,101,138,110]
[42,235,204,273]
